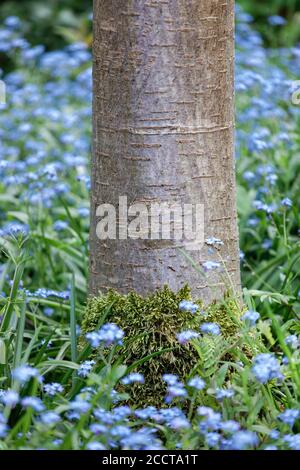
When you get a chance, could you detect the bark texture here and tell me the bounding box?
[90,0,241,303]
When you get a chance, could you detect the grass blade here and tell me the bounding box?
[13,296,26,369]
[70,272,77,363]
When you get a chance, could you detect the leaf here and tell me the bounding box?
[70,273,77,362]
[257,320,275,346]
[193,336,231,378]
[13,298,26,369]
[110,365,127,383]
[33,232,85,260]
[7,211,29,224]
[251,424,272,435]
[237,185,255,217]
[247,289,294,306]
[0,260,26,333]
[0,339,6,365]
[215,363,230,386]
[38,360,79,371]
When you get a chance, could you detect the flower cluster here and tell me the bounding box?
[252,354,284,384]
[44,383,64,396]
[200,323,221,336]
[241,309,260,326]
[178,300,199,314]
[77,360,96,378]
[12,365,42,384]
[86,323,124,348]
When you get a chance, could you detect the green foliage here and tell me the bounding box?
[0,0,92,52]
[0,3,300,450]
[239,0,300,46]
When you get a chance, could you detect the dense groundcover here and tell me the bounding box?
[0,5,299,450]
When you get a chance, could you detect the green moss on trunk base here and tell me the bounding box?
[81,286,242,407]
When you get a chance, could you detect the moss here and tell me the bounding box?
[81,285,243,407]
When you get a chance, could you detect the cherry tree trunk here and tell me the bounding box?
[90,0,241,303]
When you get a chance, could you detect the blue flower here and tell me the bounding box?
[120,428,162,451]
[205,432,220,448]
[53,220,69,231]
[230,430,258,450]
[170,417,190,430]
[248,217,259,227]
[1,390,19,407]
[89,423,107,435]
[135,407,157,420]
[285,334,299,350]
[4,16,21,29]
[278,409,300,428]
[40,412,60,426]
[219,437,234,450]
[0,422,9,438]
[165,384,187,402]
[85,331,101,348]
[121,373,144,385]
[111,425,132,438]
[282,356,289,365]
[86,323,124,348]
[241,309,260,326]
[266,173,278,185]
[21,396,45,412]
[77,360,95,378]
[22,45,45,62]
[200,323,220,336]
[283,434,300,450]
[178,300,199,314]
[12,365,42,384]
[69,399,90,415]
[215,388,235,401]
[78,207,90,218]
[243,171,256,183]
[268,15,287,26]
[153,407,185,425]
[177,330,200,344]
[93,408,115,425]
[27,288,70,301]
[87,442,106,450]
[262,239,272,250]
[0,222,28,238]
[164,377,187,404]
[43,383,64,396]
[269,430,280,440]
[187,376,205,390]
[281,197,292,208]
[43,307,54,317]
[112,406,131,420]
[198,407,222,431]
[205,237,224,247]
[52,439,63,447]
[202,261,221,271]
[252,353,283,384]
[221,420,240,434]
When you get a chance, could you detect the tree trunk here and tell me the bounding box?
[90,0,241,303]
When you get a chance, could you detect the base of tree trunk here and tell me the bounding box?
[81,286,245,407]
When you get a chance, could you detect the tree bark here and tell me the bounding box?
[90,0,241,303]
